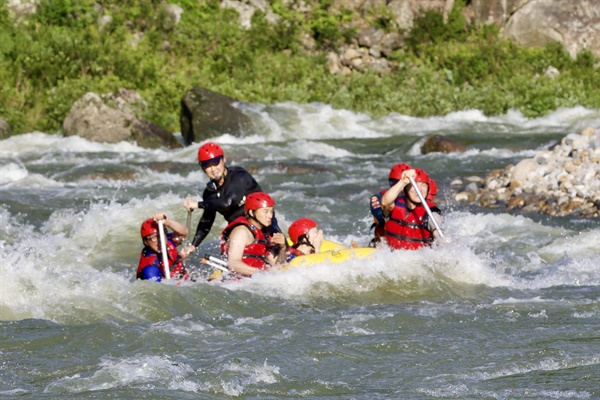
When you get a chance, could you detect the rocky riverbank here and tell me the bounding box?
[450,127,600,217]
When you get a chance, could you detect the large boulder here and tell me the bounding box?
[0,118,12,139]
[421,135,467,154]
[471,0,600,58]
[180,87,252,146]
[469,0,529,25]
[504,0,600,58]
[63,90,181,149]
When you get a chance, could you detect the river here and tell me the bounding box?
[1,103,599,399]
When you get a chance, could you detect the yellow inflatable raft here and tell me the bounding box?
[286,238,349,252]
[284,246,376,269]
[207,239,374,280]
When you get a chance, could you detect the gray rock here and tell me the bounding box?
[544,66,560,79]
[469,0,528,25]
[452,127,600,217]
[388,0,414,31]
[164,4,184,25]
[510,158,538,189]
[63,90,180,149]
[180,87,252,145]
[326,51,342,74]
[421,135,467,154]
[504,0,600,58]
[380,32,405,57]
[0,118,12,139]
[5,0,38,21]
[220,0,280,29]
[357,28,384,48]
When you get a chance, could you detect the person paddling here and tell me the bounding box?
[369,163,412,247]
[136,212,189,282]
[380,168,443,250]
[286,218,323,262]
[181,142,283,258]
[220,192,286,277]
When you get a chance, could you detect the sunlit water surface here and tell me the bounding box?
[1,104,599,399]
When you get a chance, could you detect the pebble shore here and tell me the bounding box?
[451,127,600,218]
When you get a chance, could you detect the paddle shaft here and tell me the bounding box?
[206,255,228,266]
[185,210,192,247]
[408,176,444,237]
[158,220,171,279]
[201,257,229,272]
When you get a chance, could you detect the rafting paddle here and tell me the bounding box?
[201,254,229,272]
[158,220,171,279]
[408,176,444,237]
[184,209,192,247]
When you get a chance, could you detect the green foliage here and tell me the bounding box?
[34,0,97,28]
[247,11,300,53]
[0,0,599,136]
[533,41,572,71]
[367,5,395,32]
[575,49,595,69]
[0,0,9,25]
[407,1,468,53]
[308,6,354,49]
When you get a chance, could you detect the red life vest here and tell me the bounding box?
[371,189,388,239]
[384,195,440,250]
[285,246,306,263]
[137,236,189,280]
[220,216,270,269]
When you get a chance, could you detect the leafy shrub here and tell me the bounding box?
[0,0,599,135]
[34,0,97,28]
[308,6,354,49]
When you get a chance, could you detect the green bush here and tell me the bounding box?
[0,0,598,136]
[34,0,97,28]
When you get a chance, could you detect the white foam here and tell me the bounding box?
[238,101,384,141]
[0,162,28,184]
[0,194,198,323]
[0,132,144,155]
[44,355,196,393]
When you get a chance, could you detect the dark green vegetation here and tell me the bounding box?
[1,0,599,134]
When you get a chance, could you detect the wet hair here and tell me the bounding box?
[293,234,315,254]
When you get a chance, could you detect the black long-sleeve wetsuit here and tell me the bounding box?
[191,166,281,247]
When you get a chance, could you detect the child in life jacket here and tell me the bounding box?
[369,163,411,247]
[220,192,286,277]
[286,218,324,262]
[136,212,190,282]
[369,163,439,248]
[380,168,443,250]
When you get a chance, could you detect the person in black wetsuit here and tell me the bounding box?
[181,142,282,258]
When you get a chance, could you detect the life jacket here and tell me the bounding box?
[220,216,270,269]
[286,246,307,263]
[384,195,440,250]
[137,234,189,280]
[370,190,387,239]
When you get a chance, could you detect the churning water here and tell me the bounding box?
[1,103,599,398]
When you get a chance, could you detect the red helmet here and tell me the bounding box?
[414,168,430,184]
[198,142,224,164]
[389,163,412,181]
[288,218,318,245]
[140,218,158,239]
[428,178,438,198]
[244,192,276,212]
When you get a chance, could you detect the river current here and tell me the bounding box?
[1,103,599,399]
